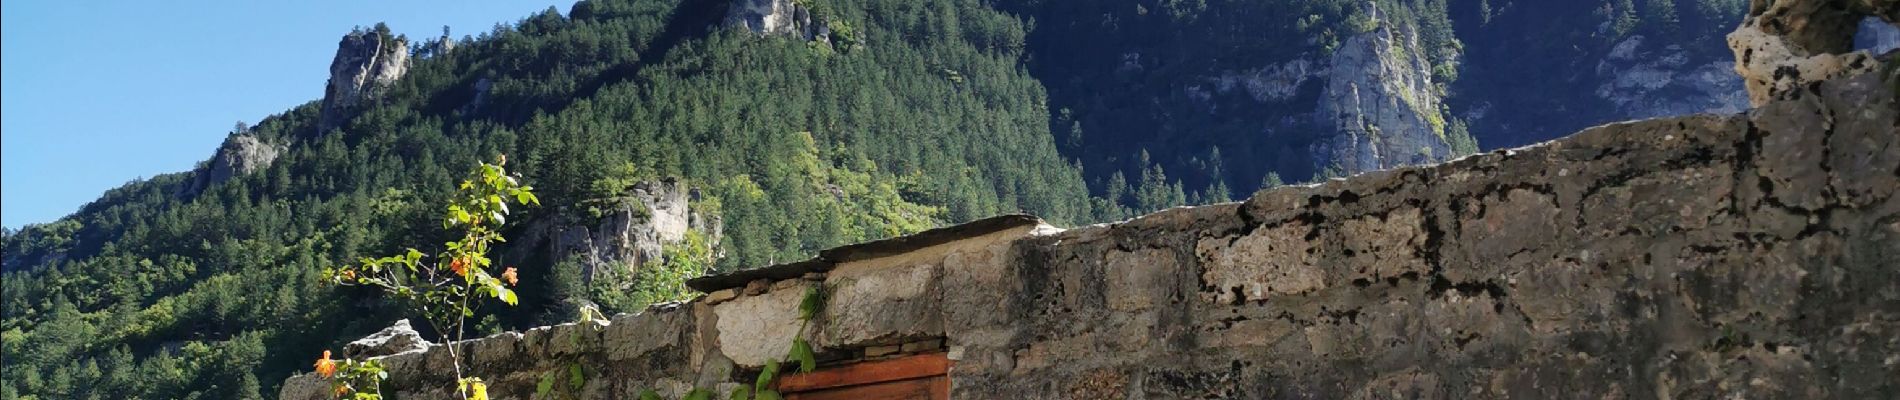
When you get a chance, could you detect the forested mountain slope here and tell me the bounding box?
[1,0,1774,398]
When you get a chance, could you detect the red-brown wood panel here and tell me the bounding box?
[779,353,950,400]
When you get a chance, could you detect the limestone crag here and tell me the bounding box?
[724,0,828,41]
[318,26,410,133]
[1727,0,1898,106]
[524,179,722,281]
[1596,35,1749,120]
[182,132,281,197]
[1313,12,1455,175]
[282,64,1900,399]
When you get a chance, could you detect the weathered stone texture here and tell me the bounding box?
[1728,0,1898,106]
[181,132,282,197]
[1313,3,1457,174]
[318,26,410,133]
[518,178,722,283]
[285,70,1899,399]
[343,319,431,359]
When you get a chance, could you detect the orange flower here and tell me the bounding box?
[314,350,337,378]
[502,267,518,286]
[334,383,352,396]
[339,269,356,280]
[449,257,469,277]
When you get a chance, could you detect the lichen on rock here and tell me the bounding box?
[1727,0,1899,106]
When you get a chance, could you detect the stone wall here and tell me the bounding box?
[284,69,1898,399]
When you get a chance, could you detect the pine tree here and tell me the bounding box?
[1644,0,1680,34]
[1612,0,1640,38]
[1261,172,1286,191]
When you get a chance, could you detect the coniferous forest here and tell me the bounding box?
[1,0,1750,398]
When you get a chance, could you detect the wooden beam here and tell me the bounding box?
[776,353,951,393]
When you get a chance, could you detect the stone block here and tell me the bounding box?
[1197,221,1326,304]
[900,338,944,353]
[703,289,738,305]
[818,263,942,348]
[743,279,770,295]
[865,344,900,358]
[713,281,806,367]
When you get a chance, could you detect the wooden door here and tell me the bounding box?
[777,353,950,400]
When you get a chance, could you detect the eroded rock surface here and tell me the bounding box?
[1313,5,1457,174]
[344,319,431,359]
[1597,35,1749,119]
[318,26,410,133]
[182,132,280,197]
[521,179,721,281]
[725,0,827,41]
[1727,0,1898,106]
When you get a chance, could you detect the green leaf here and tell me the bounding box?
[567,363,584,390]
[755,359,780,393]
[682,389,713,400]
[790,338,816,373]
[638,389,662,400]
[754,389,782,400]
[798,286,825,320]
[728,386,752,400]
[536,371,555,397]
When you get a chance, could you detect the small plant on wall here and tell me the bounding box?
[312,156,540,400]
[637,285,827,400]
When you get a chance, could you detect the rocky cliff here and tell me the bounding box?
[1594,34,1750,121]
[282,58,1900,400]
[1312,13,1458,175]
[724,0,827,41]
[180,131,281,197]
[318,25,410,133]
[520,179,722,282]
[1450,1,1753,151]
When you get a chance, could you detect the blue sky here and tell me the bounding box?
[2,0,571,229]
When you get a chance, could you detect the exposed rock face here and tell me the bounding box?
[318,26,410,133]
[459,77,493,115]
[343,319,431,359]
[283,67,1900,399]
[182,132,280,196]
[1596,35,1749,120]
[1313,17,1454,174]
[1212,59,1323,104]
[724,0,826,41]
[1727,0,1898,106]
[525,179,722,281]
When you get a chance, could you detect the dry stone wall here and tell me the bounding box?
[284,69,1899,399]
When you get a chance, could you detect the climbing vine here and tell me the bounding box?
[312,157,540,400]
